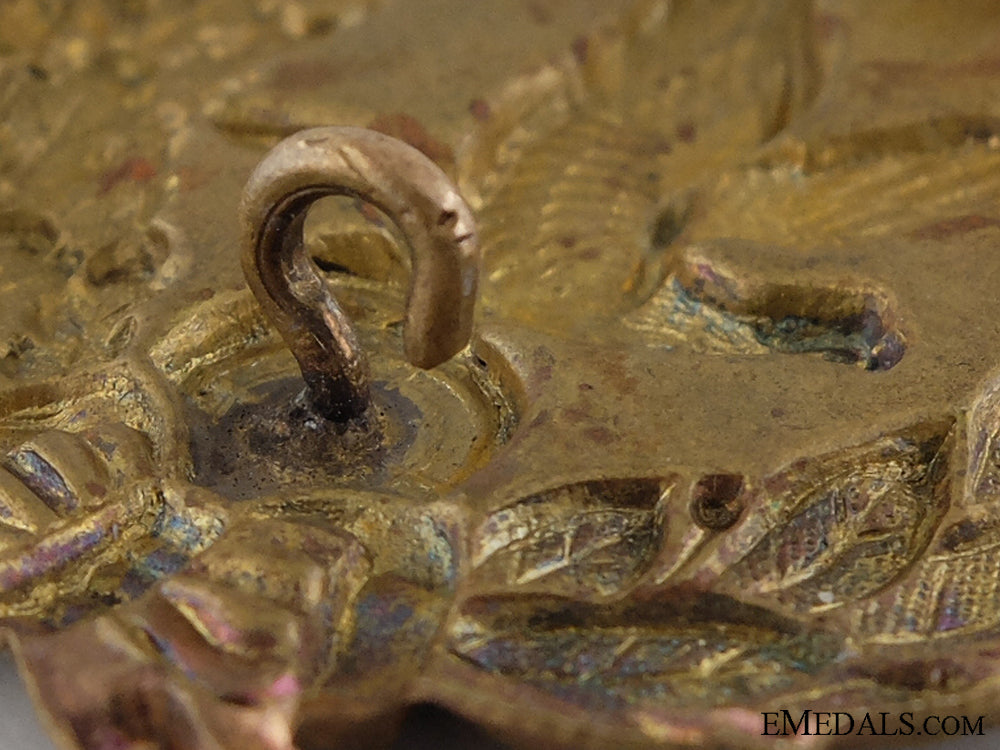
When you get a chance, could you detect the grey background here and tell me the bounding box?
[2,651,997,750]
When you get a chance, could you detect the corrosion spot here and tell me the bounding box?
[270,59,340,90]
[368,112,454,169]
[84,481,107,498]
[583,426,614,445]
[469,98,491,121]
[676,121,697,143]
[909,214,1000,241]
[525,0,553,24]
[98,157,157,195]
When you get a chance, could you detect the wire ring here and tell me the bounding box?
[240,127,480,421]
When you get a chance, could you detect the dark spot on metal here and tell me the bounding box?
[651,202,688,248]
[98,157,157,195]
[939,518,996,553]
[244,629,278,650]
[814,13,847,41]
[651,136,672,155]
[367,113,455,169]
[84,481,107,498]
[525,0,553,24]
[583,426,614,445]
[533,345,556,367]
[676,121,697,143]
[571,36,589,64]
[270,59,340,90]
[690,474,745,531]
[469,98,491,121]
[909,214,1000,241]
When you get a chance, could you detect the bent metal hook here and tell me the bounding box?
[240,126,480,422]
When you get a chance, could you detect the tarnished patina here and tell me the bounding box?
[3,1,1000,748]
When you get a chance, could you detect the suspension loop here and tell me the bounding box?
[240,126,480,422]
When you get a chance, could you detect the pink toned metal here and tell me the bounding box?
[240,126,480,421]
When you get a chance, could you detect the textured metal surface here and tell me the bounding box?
[2,1,1000,749]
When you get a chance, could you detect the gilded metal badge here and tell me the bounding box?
[3,1,1000,748]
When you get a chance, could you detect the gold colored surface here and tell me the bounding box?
[2,1,1000,748]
